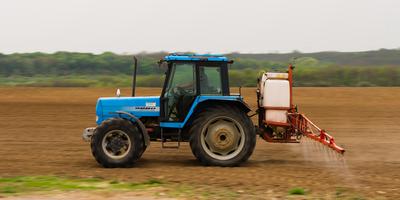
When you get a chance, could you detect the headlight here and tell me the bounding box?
[96,115,99,122]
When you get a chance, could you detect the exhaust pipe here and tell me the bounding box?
[132,56,138,96]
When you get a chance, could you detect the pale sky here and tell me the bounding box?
[1,0,399,54]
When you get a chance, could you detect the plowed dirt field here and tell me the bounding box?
[0,87,399,199]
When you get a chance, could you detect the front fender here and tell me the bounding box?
[111,111,150,147]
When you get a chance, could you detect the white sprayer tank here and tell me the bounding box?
[260,72,290,124]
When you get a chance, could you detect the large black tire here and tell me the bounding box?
[189,105,256,167]
[91,118,145,168]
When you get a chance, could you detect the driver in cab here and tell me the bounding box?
[176,67,209,93]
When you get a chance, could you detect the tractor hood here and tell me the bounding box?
[96,96,160,125]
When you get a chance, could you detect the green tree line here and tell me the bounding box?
[0,50,399,87]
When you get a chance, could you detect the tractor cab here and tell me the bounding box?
[159,54,233,126]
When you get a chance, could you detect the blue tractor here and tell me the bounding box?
[83,53,345,168]
[83,54,256,167]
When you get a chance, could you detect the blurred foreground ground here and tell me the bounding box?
[0,87,399,199]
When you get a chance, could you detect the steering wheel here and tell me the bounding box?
[174,86,190,96]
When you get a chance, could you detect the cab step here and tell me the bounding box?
[160,128,181,149]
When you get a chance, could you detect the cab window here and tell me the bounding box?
[199,66,222,95]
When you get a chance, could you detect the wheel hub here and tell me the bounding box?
[102,130,131,159]
[208,128,234,150]
[109,137,125,153]
[204,119,242,156]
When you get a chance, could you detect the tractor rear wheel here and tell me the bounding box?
[189,105,256,166]
[91,118,145,168]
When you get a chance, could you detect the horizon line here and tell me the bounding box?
[1,48,399,56]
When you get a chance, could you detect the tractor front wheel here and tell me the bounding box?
[91,118,145,168]
[189,105,256,166]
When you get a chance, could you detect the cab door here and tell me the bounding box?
[161,62,197,122]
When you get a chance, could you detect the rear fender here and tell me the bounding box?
[184,97,252,129]
[160,96,251,129]
[194,99,251,114]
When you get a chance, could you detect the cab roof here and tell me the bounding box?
[164,53,229,62]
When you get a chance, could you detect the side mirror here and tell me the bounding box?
[116,88,121,97]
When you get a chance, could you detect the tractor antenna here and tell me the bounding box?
[132,56,138,97]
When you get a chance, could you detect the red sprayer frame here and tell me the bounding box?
[257,64,345,154]
[287,113,345,154]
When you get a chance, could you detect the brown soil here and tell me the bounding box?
[2,191,171,200]
[0,87,399,199]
